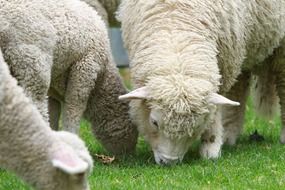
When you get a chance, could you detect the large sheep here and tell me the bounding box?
[118,0,285,165]
[0,0,137,155]
[0,49,93,190]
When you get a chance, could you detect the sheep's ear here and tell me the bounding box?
[52,147,89,175]
[207,93,240,106]
[119,86,149,100]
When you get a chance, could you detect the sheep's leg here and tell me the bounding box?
[276,78,285,143]
[222,71,251,145]
[48,97,61,130]
[199,108,223,159]
[4,44,52,123]
[272,48,285,144]
[62,54,101,134]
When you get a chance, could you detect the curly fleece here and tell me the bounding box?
[0,0,137,154]
[119,0,285,137]
[0,49,93,190]
[82,0,121,26]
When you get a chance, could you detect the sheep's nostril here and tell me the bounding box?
[159,158,177,166]
[172,159,179,165]
[156,157,179,165]
[154,151,182,165]
[157,158,168,165]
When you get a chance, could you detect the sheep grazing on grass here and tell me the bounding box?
[0,0,137,155]
[118,0,285,165]
[0,49,93,190]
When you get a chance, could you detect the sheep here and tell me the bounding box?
[0,49,93,190]
[118,0,285,165]
[0,0,137,155]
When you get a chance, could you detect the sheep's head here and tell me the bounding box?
[45,131,93,190]
[119,76,239,165]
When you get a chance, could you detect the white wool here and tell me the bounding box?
[119,0,285,137]
[147,76,213,137]
[82,0,121,26]
[81,0,108,24]
[148,75,215,113]
[0,0,137,154]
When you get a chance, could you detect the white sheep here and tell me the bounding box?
[0,0,137,155]
[0,49,93,190]
[118,0,285,164]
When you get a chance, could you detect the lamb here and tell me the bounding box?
[0,0,137,155]
[118,0,285,165]
[0,49,93,190]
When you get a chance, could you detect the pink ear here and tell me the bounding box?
[119,86,149,100]
[51,146,89,175]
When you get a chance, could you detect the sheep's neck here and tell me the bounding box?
[0,67,53,185]
[84,64,137,153]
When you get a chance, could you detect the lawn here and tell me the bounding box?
[1,69,285,190]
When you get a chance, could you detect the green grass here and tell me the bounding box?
[1,72,285,189]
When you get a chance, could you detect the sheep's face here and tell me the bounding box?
[128,100,208,165]
[149,108,212,165]
[47,131,93,190]
[144,108,202,165]
[119,86,239,165]
[37,149,92,190]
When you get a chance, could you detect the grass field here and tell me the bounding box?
[1,69,285,190]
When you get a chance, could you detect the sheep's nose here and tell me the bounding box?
[156,155,180,165]
[159,159,178,165]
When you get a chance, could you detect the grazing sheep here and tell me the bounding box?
[0,49,93,190]
[0,0,137,155]
[118,0,285,164]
